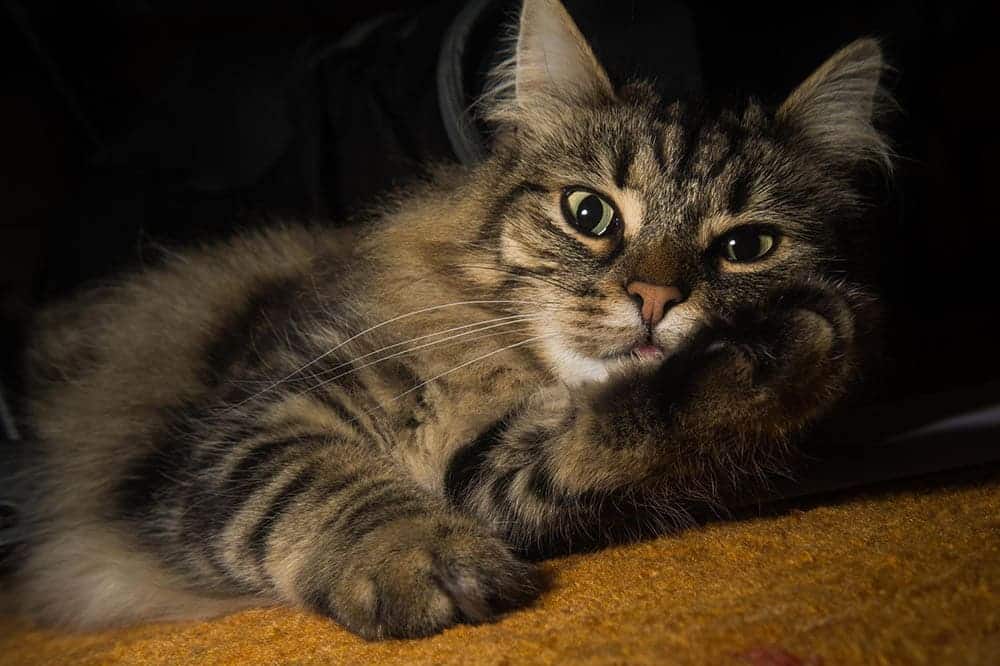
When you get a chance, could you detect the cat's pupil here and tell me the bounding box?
[728,234,760,260]
[578,196,601,227]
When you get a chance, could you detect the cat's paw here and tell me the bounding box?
[687,292,855,429]
[307,515,540,640]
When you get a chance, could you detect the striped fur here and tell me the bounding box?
[8,0,890,639]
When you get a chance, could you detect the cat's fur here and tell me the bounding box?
[6,0,890,640]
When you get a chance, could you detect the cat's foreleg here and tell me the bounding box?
[179,429,539,639]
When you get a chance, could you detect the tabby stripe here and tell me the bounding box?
[220,433,328,492]
[115,400,256,526]
[203,275,303,385]
[386,359,431,422]
[673,109,704,180]
[526,464,574,508]
[115,426,195,525]
[614,137,634,189]
[652,126,669,174]
[491,426,561,508]
[576,302,604,317]
[684,199,709,233]
[307,368,392,447]
[308,388,356,424]
[319,478,395,534]
[339,498,426,542]
[185,433,328,548]
[708,122,748,180]
[444,416,511,508]
[247,466,319,567]
[316,473,413,538]
[304,388,364,438]
[490,469,518,508]
[330,477,395,516]
[344,392,393,448]
[478,180,547,243]
[727,171,753,214]
[325,484,404,538]
[313,469,367,503]
[191,425,263,475]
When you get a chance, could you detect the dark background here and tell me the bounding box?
[1,0,996,415]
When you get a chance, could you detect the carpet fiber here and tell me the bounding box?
[2,469,998,665]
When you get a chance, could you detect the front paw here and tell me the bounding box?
[304,514,540,640]
[683,295,856,430]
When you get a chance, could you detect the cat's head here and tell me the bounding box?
[466,0,890,387]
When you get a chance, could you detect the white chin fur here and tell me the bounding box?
[544,302,706,387]
[542,336,611,386]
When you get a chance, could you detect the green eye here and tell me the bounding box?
[561,188,620,237]
[719,227,777,263]
[719,226,778,264]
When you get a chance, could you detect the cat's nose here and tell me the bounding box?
[626,281,684,327]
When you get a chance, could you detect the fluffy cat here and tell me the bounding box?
[6,0,890,640]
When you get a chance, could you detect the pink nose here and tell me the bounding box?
[626,281,684,327]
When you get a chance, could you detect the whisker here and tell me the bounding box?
[300,326,539,402]
[300,318,542,394]
[230,300,542,407]
[354,333,557,420]
[307,314,542,380]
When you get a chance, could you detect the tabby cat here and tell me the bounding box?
[7,0,890,640]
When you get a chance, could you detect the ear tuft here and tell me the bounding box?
[778,39,894,173]
[480,0,614,127]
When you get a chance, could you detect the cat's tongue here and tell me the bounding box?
[634,344,664,360]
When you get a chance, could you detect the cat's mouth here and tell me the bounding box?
[545,309,706,385]
[601,338,666,364]
[631,343,665,361]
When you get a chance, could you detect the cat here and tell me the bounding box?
[5,0,890,640]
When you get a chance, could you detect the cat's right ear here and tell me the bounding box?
[482,0,614,128]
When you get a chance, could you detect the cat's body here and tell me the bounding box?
[7,0,890,639]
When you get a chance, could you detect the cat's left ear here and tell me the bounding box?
[485,0,614,124]
[777,39,892,171]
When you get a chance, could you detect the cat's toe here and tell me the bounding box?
[312,516,540,639]
[428,528,542,623]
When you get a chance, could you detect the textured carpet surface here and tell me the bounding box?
[2,470,998,665]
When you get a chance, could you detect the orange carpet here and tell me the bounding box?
[2,469,998,665]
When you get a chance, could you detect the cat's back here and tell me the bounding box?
[24,223,355,463]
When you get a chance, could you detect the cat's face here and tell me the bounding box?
[475,0,888,385]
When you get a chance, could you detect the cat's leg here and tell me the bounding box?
[452,285,860,550]
[172,427,539,639]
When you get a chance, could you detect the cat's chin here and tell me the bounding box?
[543,336,667,387]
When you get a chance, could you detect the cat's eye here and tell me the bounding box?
[718,226,777,263]
[561,188,621,237]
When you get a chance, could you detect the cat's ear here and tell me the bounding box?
[777,39,892,171]
[483,0,614,125]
